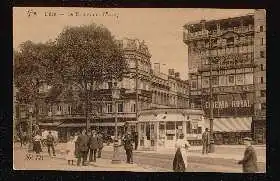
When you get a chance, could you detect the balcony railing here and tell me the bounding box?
[184,25,254,42]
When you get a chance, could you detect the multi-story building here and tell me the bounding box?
[183,9,266,144]
[35,38,190,142]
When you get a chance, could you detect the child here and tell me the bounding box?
[65,136,76,165]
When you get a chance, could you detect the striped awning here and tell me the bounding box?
[205,117,252,132]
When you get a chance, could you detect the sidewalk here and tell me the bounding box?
[14,143,157,172]
[18,143,266,164]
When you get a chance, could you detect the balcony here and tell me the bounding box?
[183,25,254,43]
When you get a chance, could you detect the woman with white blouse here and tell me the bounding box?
[173,134,191,172]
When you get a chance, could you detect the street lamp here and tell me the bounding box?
[111,82,121,164]
[208,38,215,153]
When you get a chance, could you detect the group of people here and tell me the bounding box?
[65,129,104,166]
[29,130,56,160]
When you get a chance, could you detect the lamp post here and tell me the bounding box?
[112,82,121,164]
[208,38,215,153]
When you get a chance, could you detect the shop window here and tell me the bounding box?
[166,135,173,140]
[261,90,266,97]
[140,124,145,133]
[166,122,175,130]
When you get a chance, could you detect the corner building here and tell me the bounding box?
[183,9,266,144]
[36,38,190,142]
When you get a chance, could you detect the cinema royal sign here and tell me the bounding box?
[205,99,251,109]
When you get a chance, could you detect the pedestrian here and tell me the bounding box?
[46,131,56,157]
[85,130,92,162]
[33,131,43,160]
[122,131,134,164]
[75,129,89,166]
[65,136,76,165]
[74,132,80,159]
[173,134,191,172]
[88,130,98,162]
[202,128,210,154]
[238,137,258,173]
[97,132,104,158]
[133,131,139,150]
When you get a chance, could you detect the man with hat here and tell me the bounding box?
[238,137,258,173]
[202,128,210,154]
[76,129,89,166]
[88,130,98,162]
[122,131,134,164]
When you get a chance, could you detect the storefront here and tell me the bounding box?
[204,117,253,145]
[253,117,266,144]
[134,108,205,150]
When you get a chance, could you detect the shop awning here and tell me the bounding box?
[138,114,156,122]
[205,117,252,132]
[57,122,125,127]
[156,114,184,122]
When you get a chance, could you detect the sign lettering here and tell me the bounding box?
[205,100,251,109]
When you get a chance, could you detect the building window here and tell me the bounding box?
[118,103,123,113]
[260,51,264,58]
[227,37,234,44]
[68,106,72,114]
[261,38,264,45]
[261,103,266,110]
[131,103,136,112]
[261,90,266,97]
[212,76,219,86]
[228,75,235,84]
[261,64,264,71]
[260,26,263,32]
[57,105,62,112]
[191,80,197,89]
[107,104,112,113]
[108,82,112,89]
[260,77,264,84]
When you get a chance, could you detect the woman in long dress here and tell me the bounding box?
[173,134,191,172]
[33,132,43,160]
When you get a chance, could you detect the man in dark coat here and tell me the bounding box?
[122,131,134,164]
[202,128,210,154]
[88,130,98,162]
[238,137,258,173]
[97,132,104,158]
[76,129,89,166]
[46,131,56,157]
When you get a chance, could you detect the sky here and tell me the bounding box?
[13,8,254,80]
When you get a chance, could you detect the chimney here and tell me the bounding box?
[168,69,175,76]
[175,72,180,78]
[154,63,160,74]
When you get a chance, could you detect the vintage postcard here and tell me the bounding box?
[13,7,266,172]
